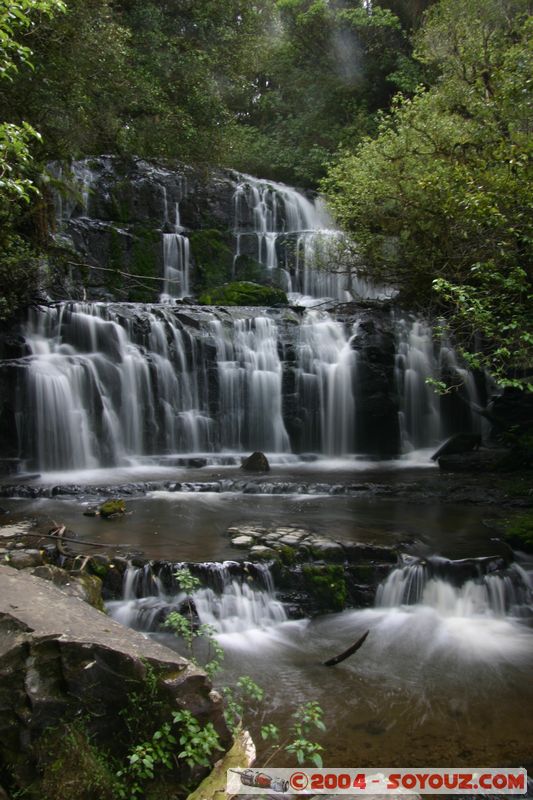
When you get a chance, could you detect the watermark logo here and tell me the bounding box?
[227,768,528,794]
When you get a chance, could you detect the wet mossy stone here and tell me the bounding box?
[190,228,233,291]
[99,499,126,518]
[199,281,288,307]
[502,512,533,552]
[302,564,347,613]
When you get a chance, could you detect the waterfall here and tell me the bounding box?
[376,556,533,618]
[294,310,357,455]
[161,181,190,300]
[107,561,287,634]
[211,317,291,453]
[232,173,353,302]
[394,317,486,451]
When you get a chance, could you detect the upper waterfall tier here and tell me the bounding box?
[48,157,382,305]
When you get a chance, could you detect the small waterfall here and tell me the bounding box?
[232,173,352,301]
[161,181,190,300]
[394,317,485,451]
[376,556,533,618]
[107,561,287,634]
[294,310,357,454]
[211,316,290,453]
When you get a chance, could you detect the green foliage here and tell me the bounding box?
[302,564,347,611]
[0,232,40,321]
[222,676,265,733]
[171,710,223,769]
[165,569,224,679]
[324,0,533,389]
[199,281,288,307]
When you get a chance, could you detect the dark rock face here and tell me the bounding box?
[350,311,400,456]
[48,157,237,302]
[0,567,230,792]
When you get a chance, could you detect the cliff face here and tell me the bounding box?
[47,157,238,302]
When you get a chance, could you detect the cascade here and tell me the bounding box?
[376,556,533,618]
[394,317,486,450]
[233,173,357,302]
[107,561,287,634]
[14,301,367,470]
[160,181,190,300]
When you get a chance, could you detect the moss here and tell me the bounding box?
[302,565,347,612]
[277,545,298,566]
[502,512,533,552]
[233,254,264,283]
[36,721,119,800]
[190,229,233,292]
[350,564,374,583]
[106,227,124,294]
[128,227,160,302]
[99,499,126,519]
[199,281,288,307]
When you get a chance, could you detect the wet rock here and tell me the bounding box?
[99,498,126,518]
[5,549,44,570]
[308,539,345,561]
[31,564,106,611]
[438,449,509,472]
[241,451,270,472]
[227,525,266,539]
[343,542,398,564]
[231,536,254,549]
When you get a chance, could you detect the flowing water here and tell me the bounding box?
[105,551,533,767]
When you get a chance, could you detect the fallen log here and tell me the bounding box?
[323,630,369,667]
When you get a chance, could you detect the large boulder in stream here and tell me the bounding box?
[0,566,230,795]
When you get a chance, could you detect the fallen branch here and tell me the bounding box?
[323,630,369,667]
[20,531,119,549]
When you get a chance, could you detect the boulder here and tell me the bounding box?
[0,567,230,793]
[241,452,270,472]
[4,549,44,570]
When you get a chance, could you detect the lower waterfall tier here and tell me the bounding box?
[0,301,484,471]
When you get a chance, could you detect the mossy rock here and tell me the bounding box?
[233,254,264,283]
[199,281,288,307]
[502,512,533,552]
[302,564,347,612]
[99,499,126,519]
[190,228,233,292]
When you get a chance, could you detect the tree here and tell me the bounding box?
[323,0,533,389]
[0,0,65,321]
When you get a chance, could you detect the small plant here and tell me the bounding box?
[284,701,325,767]
[172,710,223,768]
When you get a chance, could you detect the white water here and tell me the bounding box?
[108,561,287,634]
